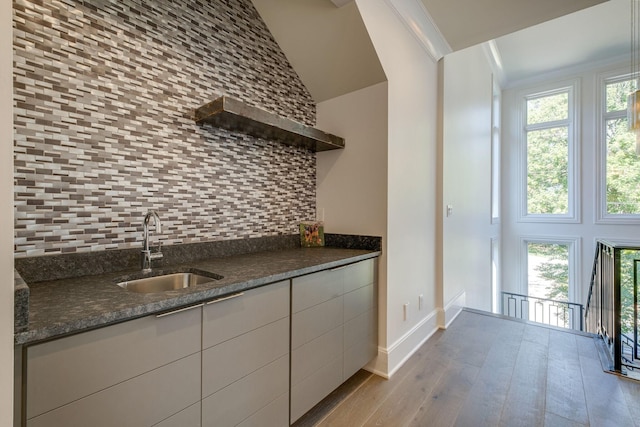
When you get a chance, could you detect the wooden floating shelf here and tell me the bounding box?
[193,96,345,152]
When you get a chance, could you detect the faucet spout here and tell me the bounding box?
[141,210,163,272]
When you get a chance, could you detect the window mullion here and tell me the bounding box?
[525,119,570,132]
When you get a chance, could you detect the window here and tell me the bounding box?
[598,74,640,222]
[527,242,569,302]
[519,82,578,222]
[520,237,581,329]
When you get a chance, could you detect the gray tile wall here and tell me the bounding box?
[13,0,317,257]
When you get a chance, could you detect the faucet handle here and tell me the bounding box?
[150,241,163,260]
[149,251,164,261]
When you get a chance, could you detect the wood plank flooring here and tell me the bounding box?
[293,309,640,427]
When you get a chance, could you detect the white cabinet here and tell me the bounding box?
[290,259,377,423]
[201,280,290,427]
[25,304,202,427]
[23,281,291,427]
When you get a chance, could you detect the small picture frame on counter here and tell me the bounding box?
[299,221,325,247]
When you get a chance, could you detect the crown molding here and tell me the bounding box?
[483,40,506,88]
[383,0,452,61]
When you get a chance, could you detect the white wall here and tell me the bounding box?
[356,0,439,377]
[1,0,14,425]
[316,82,388,238]
[316,81,389,355]
[441,44,498,317]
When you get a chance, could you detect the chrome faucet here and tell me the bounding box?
[141,210,163,272]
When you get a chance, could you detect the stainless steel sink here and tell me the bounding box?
[116,271,220,293]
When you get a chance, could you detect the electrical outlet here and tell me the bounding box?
[403,303,409,321]
[419,294,424,310]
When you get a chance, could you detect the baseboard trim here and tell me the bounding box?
[439,291,466,329]
[366,292,467,379]
[374,309,440,378]
[364,351,390,379]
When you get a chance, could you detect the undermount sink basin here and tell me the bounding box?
[116,271,221,293]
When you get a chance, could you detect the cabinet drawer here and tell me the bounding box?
[292,269,343,313]
[26,306,201,419]
[291,355,343,423]
[291,295,342,349]
[344,283,374,322]
[344,308,377,379]
[344,306,376,347]
[202,317,289,398]
[155,402,201,427]
[291,325,343,386]
[202,355,289,427]
[202,280,289,349]
[237,393,289,427]
[343,258,374,293]
[27,353,201,427]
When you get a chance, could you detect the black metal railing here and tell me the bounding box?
[585,240,640,375]
[622,333,639,364]
[632,261,640,363]
[501,291,584,331]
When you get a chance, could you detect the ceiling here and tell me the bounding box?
[493,0,629,86]
[250,0,386,103]
[421,0,607,51]
[252,0,621,102]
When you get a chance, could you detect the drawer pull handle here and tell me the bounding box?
[206,292,244,305]
[156,303,204,318]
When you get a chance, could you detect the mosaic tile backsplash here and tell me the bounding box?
[13,0,318,257]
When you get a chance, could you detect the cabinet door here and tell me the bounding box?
[27,353,201,427]
[202,280,290,427]
[26,305,202,419]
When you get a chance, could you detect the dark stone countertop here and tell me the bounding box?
[14,271,29,333]
[15,246,380,346]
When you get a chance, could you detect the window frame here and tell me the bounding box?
[491,236,501,314]
[595,69,640,224]
[519,236,581,304]
[491,75,501,224]
[517,79,580,223]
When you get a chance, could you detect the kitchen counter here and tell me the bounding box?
[15,244,380,346]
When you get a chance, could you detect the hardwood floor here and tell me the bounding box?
[293,309,640,427]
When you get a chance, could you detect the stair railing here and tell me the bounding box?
[585,240,640,374]
[501,291,583,331]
